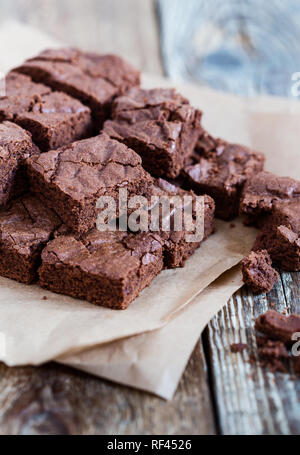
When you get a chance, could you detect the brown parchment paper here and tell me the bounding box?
[0,22,299,399]
[0,218,255,366]
[59,266,243,400]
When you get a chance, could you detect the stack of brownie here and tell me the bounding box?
[0,48,220,310]
[3,47,297,306]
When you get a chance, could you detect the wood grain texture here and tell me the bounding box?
[0,0,163,75]
[0,342,216,435]
[206,274,300,435]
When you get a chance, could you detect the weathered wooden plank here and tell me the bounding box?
[205,274,300,435]
[0,341,216,435]
[0,0,163,75]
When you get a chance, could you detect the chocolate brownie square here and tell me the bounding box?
[0,72,92,152]
[39,230,164,309]
[148,179,215,268]
[241,250,279,293]
[14,48,140,126]
[182,135,265,220]
[0,121,39,207]
[0,193,61,284]
[103,88,203,179]
[26,133,154,234]
[240,171,300,220]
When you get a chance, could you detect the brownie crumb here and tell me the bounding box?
[230,223,236,229]
[254,310,300,376]
[255,310,300,344]
[242,250,279,293]
[42,296,48,300]
[230,343,247,353]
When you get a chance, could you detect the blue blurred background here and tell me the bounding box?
[158,0,300,97]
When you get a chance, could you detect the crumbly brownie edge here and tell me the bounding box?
[0,247,40,284]
[241,250,279,294]
[39,256,163,309]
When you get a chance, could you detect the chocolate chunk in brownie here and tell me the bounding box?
[147,178,215,268]
[182,136,265,220]
[241,250,279,293]
[0,121,39,207]
[255,310,300,344]
[0,72,92,152]
[26,133,154,234]
[0,193,61,284]
[103,88,203,179]
[14,48,140,126]
[39,230,164,309]
[240,171,300,219]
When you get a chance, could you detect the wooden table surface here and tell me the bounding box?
[0,0,299,436]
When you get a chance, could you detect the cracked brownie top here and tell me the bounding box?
[184,142,265,194]
[29,48,141,93]
[0,88,90,123]
[240,171,300,216]
[26,133,152,202]
[103,88,203,179]
[41,230,163,280]
[0,193,61,256]
[110,87,200,123]
[14,48,140,123]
